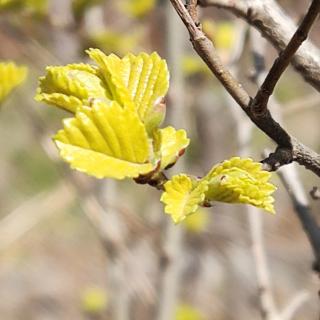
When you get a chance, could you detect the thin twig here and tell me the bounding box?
[226,25,279,319]
[251,0,320,116]
[280,291,310,320]
[186,0,199,23]
[169,0,320,178]
[199,0,320,92]
[156,3,186,319]
[169,0,251,109]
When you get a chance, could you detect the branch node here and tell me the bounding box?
[261,147,293,172]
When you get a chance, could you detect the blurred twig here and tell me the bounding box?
[156,3,186,320]
[169,0,320,178]
[278,165,320,272]
[282,94,320,117]
[198,0,320,92]
[0,182,73,252]
[226,22,279,320]
[250,0,320,116]
[250,28,320,275]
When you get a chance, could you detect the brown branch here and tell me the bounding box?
[198,0,320,92]
[251,0,320,116]
[169,0,251,109]
[186,0,199,23]
[169,0,320,177]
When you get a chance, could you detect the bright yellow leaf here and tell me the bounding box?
[35,63,110,113]
[203,157,276,213]
[54,100,156,179]
[161,174,209,224]
[87,49,169,129]
[153,126,190,169]
[0,62,27,103]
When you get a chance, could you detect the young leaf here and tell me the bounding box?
[0,62,27,103]
[35,64,110,113]
[153,126,190,169]
[203,157,276,213]
[161,175,209,224]
[87,49,169,129]
[54,100,156,179]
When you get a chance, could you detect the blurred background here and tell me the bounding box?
[0,0,320,319]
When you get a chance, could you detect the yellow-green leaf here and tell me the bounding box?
[153,126,190,169]
[35,63,110,113]
[0,62,27,103]
[86,48,136,110]
[54,100,156,179]
[161,174,209,224]
[123,52,169,123]
[86,49,169,128]
[203,157,276,213]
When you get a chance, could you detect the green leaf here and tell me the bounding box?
[203,157,276,213]
[153,126,190,169]
[0,62,27,103]
[161,174,209,224]
[54,100,156,179]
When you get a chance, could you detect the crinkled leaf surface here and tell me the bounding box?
[87,49,169,128]
[161,174,209,224]
[36,64,109,113]
[203,157,276,213]
[0,62,27,103]
[54,100,156,179]
[36,50,169,132]
[153,126,190,169]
